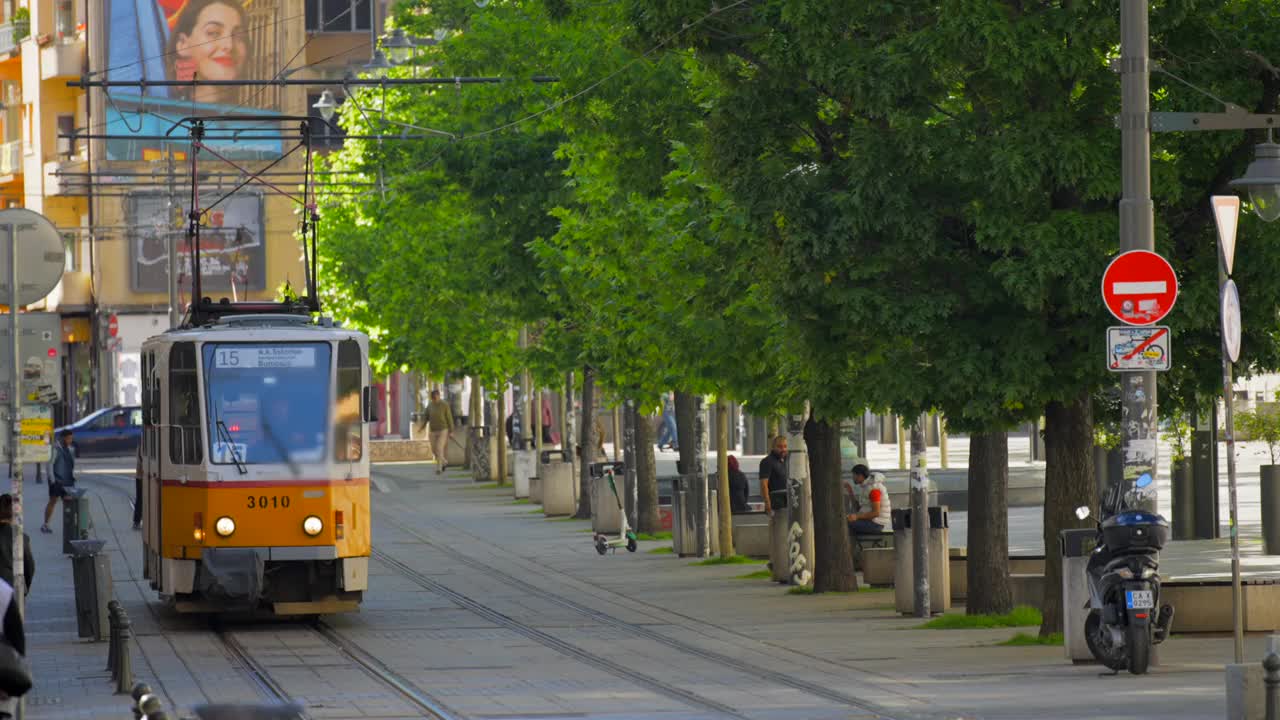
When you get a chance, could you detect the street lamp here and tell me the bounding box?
[383,27,414,65]
[312,90,338,122]
[362,49,393,78]
[1229,139,1280,223]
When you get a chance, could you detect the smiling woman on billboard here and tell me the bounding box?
[166,0,250,105]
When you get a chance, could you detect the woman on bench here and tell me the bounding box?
[846,464,891,535]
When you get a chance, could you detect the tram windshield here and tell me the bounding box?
[203,343,333,465]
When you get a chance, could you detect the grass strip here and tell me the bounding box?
[634,531,673,541]
[918,606,1042,630]
[512,498,530,505]
[647,546,674,554]
[999,632,1063,646]
[692,555,756,566]
[733,569,772,580]
[449,482,501,491]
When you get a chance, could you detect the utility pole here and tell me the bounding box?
[785,407,814,586]
[167,151,180,328]
[1119,0,1159,510]
[693,396,710,557]
[911,415,930,617]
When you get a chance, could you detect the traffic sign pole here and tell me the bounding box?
[1102,250,1175,516]
[1213,195,1244,665]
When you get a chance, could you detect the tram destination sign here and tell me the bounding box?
[215,347,317,369]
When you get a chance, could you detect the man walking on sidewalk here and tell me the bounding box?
[427,390,455,474]
[41,430,75,534]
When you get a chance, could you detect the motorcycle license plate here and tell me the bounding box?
[1126,590,1154,610]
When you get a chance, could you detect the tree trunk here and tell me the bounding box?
[1040,392,1096,638]
[805,417,858,592]
[693,396,710,557]
[574,366,596,519]
[565,371,577,492]
[967,430,1012,615]
[675,391,697,474]
[622,400,638,531]
[635,406,659,534]
[716,399,734,558]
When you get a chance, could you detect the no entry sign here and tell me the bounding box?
[1101,250,1178,326]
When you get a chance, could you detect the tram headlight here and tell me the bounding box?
[302,515,324,536]
[215,516,236,537]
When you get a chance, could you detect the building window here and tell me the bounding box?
[307,93,346,149]
[305,0,371,32]
[62,232,77,272]
[54,0,79,40]
[56,114,75,158]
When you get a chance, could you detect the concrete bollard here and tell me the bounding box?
[115,608,133,694]
[107,600,121,674]
[1266,652,1280,720]
[131,683,152,720]
[137,693,164,718]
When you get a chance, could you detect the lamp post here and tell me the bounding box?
[1120,0,1280,664]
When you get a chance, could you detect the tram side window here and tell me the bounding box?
[149,352,161,460]
[335,340,363,462]
[169,343,203,465]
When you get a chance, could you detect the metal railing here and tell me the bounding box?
[0,21,26,56]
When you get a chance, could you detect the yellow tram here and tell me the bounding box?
[138,304,374,614]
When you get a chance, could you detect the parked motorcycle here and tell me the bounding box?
[1075,473,1174,675]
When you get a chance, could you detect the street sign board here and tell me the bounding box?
[107,314,118,338]
[1102,250,1179,326]
[0,404,53,463]
[0,209,65,306]
[1108,326,1171,372]
[1223,279,1242,363]
[1213,196,1241,276]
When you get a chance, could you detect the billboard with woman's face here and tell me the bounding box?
[102,0,286,161]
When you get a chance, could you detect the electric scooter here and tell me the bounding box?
[591,462,637,555]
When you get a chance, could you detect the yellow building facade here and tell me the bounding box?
[13,0,380,420]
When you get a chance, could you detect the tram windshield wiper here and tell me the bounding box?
[215,419,248,475]
[260,417,301,477]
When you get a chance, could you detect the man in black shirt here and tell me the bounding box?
[758,435,789,516]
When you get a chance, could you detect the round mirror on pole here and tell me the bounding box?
[1229,135,1280,223]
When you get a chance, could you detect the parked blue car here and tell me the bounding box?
[55,405,142,457]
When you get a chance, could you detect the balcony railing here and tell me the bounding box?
[0,21,27,56]
[0,140,20,176]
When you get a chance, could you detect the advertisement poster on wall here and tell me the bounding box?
[127,191,267,293]
[101,0,287,161]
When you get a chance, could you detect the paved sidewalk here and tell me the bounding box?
[373,461,1261,720]
[16,462,153,720]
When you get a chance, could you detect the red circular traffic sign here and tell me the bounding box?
[107,315,119,338]
[1101,250,1178,326]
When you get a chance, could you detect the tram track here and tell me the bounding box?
[370,546,752,719]
[374,509,905,720]
[79,471,459,720]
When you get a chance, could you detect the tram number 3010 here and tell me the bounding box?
[247,495,291,509]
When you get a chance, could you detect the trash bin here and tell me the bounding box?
[69,539,111,641]
[892,506,951,614]
[514,449,537,500]
[1061,527,1097,663]
[590,462,625,534]
[541,450,577,516]
[62,487,91,555]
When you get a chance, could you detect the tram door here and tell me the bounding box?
[141,348,160,583]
